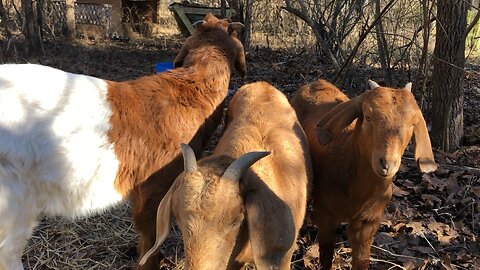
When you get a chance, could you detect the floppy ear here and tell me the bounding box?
[413,114,437,173]
[173,44,189,68]
[228,22,244,33]
[138,190,173,266]
[316,93,367,145]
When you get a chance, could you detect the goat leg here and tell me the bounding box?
[347,218,381,270]
[315,218,337,270]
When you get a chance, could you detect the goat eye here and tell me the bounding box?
[365,116,371,122]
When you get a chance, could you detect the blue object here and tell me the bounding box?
[155,61,174,73]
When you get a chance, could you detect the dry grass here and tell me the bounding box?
[23,203,189,270]
[23,204,137,269]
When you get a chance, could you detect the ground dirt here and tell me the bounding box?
[1,36,479,270]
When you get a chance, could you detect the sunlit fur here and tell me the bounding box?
[0,64,121,270]
[127,14,246,270]
[0,13,246,270]
[291,79,436,270]
[146,82,312,270]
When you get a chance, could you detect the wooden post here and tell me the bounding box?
[66,0,76,41]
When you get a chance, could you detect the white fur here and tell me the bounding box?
[0,64,122,270]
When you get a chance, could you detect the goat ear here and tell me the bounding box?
[316,94,366,145]
[173,44,189,68]
[138,190,173,266]
[180,143,197,172]
[413,115,437,173]
[404,82,412,92]
[228,22,244,32]
[221,151,270,181]
[368,79,380,90]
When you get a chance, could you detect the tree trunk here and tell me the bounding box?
[66,0,76,41]
[430,0,467,151]
[22,0,42,55]
[0,0,11,39]
[36,0,44,40]
[374,0,392,85]
[220,0,226,18]
[414,0,433,110]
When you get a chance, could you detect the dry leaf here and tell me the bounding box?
[421,194,443,207]
[422,174,447,191]
[427,222,459,245]
[303,243,319,269]
[392,182,410,197]
[405,221,425,235]
[440,253,454,270]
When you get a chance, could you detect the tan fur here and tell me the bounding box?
[143,82,312,270]
[105,13,246,269]
[290,79,436,270]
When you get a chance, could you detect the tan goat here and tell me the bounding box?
[140,82,312,270]
[290,79,437,270]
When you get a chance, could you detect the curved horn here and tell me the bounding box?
[404,82,412,92]
[368,80,380,90]
[221,151,270,181]
[192,20,206,28]
[180,143,197,172]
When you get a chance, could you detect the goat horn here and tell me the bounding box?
[221,151,270,181]
[180,143,197,172]
[404,82,412,92]
[368,80,380,90]
[192,20,206,28]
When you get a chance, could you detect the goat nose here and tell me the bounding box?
[380,158,389,170]
[379,158,396,175]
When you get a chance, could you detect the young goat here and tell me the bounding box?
[140,82,312,270]
[0,14,245,270]
[290,79,437,270]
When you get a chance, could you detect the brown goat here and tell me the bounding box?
[140,82,312,270]
[290,79,437,270]
[127,14,246,270]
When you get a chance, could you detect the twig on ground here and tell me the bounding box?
[370,258,406,270]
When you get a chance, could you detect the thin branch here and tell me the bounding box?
[333,0,397,83]
[282,0,340,69]
[369,258,406,270]
[467,1,480,35]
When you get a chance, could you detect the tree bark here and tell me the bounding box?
[0,0,11,39]
[220,0,226,18]
[22,0,42,55]
[374,0,392,85]
[414,0,433,110]
[430,0,467,151]
[66,0,76,41]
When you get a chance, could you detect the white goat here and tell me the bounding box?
[0,13,246,270]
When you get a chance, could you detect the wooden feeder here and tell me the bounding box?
[169,2,236,37]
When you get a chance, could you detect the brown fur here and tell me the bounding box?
[290,80,436,270]
[105,13,246,269]
[143,82,312,270]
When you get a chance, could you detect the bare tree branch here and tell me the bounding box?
[466,1,480,35]
[282,0,340,69]
[333,0,397,83]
